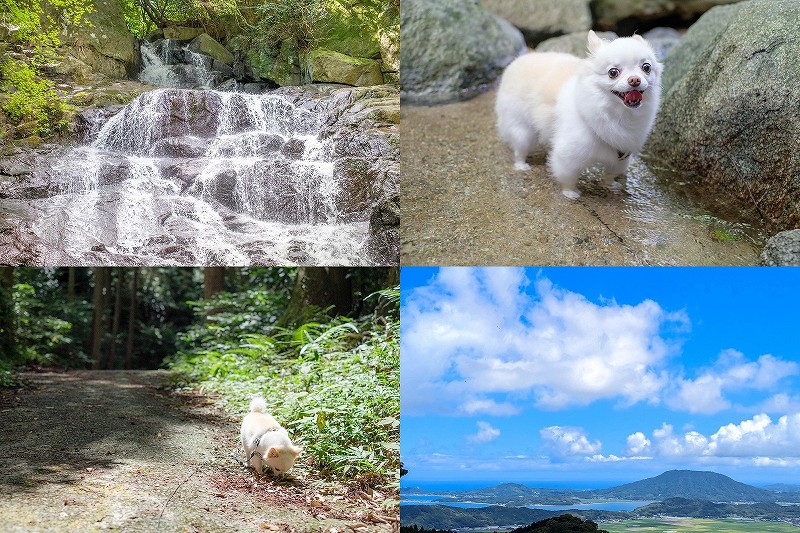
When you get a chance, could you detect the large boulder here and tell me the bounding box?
[593,0,740,32]
[482,0,591,45]
[401,0,525,105]
[163,26,204,41]
[761,230,800,266]
[647,0,800,229]
[56,0,139,79]
[188,34,235,66]
[306,49,384,86]
[535,31,618,57]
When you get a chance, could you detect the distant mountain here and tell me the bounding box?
[594,470,776,502]
[635,497,800,524]
[401,505,625,529]
[763,483,800,493]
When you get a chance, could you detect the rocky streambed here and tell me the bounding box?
[0,84,399,266]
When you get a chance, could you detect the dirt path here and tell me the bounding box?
[0,371,398,532]
[401,90,762,265]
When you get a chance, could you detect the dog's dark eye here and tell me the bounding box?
[642,63,652,74]
[608,68,619,79]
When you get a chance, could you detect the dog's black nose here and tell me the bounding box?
[628,76,641,87]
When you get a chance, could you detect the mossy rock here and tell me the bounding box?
[188,34,235,66]
[245,39,302,86]
[68,91,94,106]
[163,26,205,41]
[306,49,383,86]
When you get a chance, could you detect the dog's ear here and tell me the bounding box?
[632,34,645,43]
[267,447,280,458]
[587,30,606,55]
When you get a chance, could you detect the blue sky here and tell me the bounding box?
[401,267,800,489]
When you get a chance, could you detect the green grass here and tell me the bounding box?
[601,518,800,532]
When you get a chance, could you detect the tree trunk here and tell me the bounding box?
[90,268,110,370]
[108,270,124,370]
[204,267,225,299]
[277,268,353,327]
[125,268,138,369]
[67,267,76,303]
[0,267,15,361]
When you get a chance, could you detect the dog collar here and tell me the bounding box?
[249,427,282,460]
[617,151,631,160]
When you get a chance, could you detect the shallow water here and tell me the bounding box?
[401,89,763,266]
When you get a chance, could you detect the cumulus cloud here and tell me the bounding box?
[467,421,501,444]
[668,351,799,414]
[625,432,651,456]
[628,414,800,464]
[401,268,685,415]
[541,426,602,456]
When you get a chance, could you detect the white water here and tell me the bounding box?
[30,88,374,265]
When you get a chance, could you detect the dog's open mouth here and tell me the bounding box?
[612,90,644,108]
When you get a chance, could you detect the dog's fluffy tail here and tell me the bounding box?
[249,396,267,413]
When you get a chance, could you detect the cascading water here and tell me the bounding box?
[11,86,398,265]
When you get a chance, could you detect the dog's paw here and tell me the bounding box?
[608,181,623,192]
[514,161,531,171]
[562,189,581,200]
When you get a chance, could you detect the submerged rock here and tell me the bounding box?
[401,0,525,105]
[647,0,800,229]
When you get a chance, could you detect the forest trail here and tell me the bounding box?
[0,371,398,532]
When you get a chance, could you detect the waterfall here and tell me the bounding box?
[27,88,385,265]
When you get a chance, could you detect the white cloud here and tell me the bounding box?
[668,351,799,414]
[461,398,521,416]
[625,432,651,456]
[467,421,500,444]
[401,268,685,414]
[627,413,800,464]
[586,454,624,462]
[541,426,602,456]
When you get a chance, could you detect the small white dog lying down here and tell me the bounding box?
[496,31,662,199]
[240,397,301,476]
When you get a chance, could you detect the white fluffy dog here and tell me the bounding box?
[240,397,301,476]
[496,31,662,199]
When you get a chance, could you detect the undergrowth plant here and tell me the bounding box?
[167,286,400,486]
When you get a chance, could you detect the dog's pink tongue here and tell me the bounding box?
[624,91,643,106]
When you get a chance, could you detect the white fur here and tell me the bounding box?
[240,397,301,476]
[496,31,662,198]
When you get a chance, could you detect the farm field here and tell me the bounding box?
[601,518,799,532]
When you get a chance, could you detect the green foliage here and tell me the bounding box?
[252,0,328,50]
[1,60,70,136]
[0,0,93,138]
[120,0,240,38]
[168,286,400,485]
[12,282,90,367]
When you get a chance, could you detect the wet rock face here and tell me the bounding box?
[400,0,525,105]
[647,0,800,230]
[0,85,400,266]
